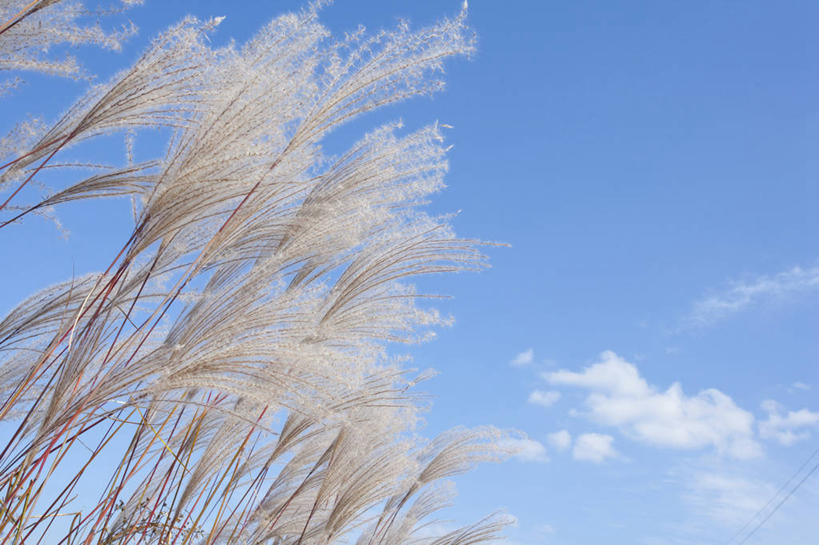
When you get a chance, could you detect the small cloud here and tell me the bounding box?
[685,264,819,328]
[502,437,549,463]
[545,351,649,397]
[547,429,571,451]
[546,351,761,459]
[683,470,774,526]
[759,399,819,446]
[572,433,617,463]
[510,348,534,367]
[792,381,811,391]
[537,523,555,535]
[528,390,561,408]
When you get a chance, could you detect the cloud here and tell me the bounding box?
[510,348,534,367]
[791,381,811,391]
[759,400,819,446]
[546,351,761,459]
[686,265,819,327]
[547,430,571,451]
[572,433,617,463]
[669,459,819,542]
[528,390,560,407]
[502,437,549,463]
[683,470,774,526]
[548,351,649,397]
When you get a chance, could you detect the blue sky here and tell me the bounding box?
[3,1,819,544]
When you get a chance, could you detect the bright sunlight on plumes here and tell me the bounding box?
[0,1,518,543]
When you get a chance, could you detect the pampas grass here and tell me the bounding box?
[0,2,515,543]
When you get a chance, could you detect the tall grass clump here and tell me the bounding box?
[0,1,515,544]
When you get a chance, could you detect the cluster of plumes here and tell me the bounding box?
[0,2,517,545]
[0,0,142,93]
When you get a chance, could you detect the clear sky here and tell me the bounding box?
[3,1,819,544]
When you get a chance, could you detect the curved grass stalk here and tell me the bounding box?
[0,2,514,544]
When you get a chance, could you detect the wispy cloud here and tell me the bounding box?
[572,433,617,463]
[547,429,571,451]
[686,265,819,327]
[502,437,549,463]
[666,459,819,544]
[528,390,560,407]
[759,400,819,446]
[682,470,774,527]
[510,348,534,367]
[546,351,761,459]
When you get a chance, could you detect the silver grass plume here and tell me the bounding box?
[0,2,514,545]
[0,0,142,88]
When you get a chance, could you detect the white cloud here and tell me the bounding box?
[502,437,549,463]
[528,389,561,407]
[546,351,761,459]
[510,348,534,367]
[669,460,819,542]
[687,265,819,327]
[683,470,774,526]
[547,429,571,451]
[547,351,649,397]
[792,381,811,391]
[572,433,617,463]
[759,399,819,446]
